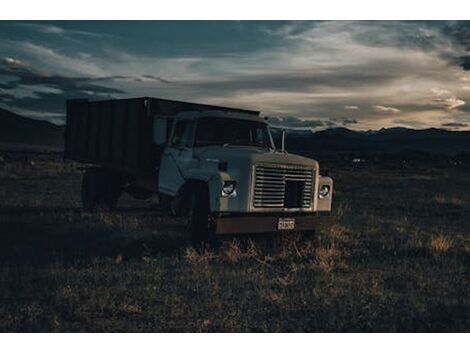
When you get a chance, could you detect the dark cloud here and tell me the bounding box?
[351,22,444,51]
[136,74,173,83]
[441,122,468,128]
[342,118,358,125]
[458,55,470,71]
[188,68,398,96]
[0,59,125,122]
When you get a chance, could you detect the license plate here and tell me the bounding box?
[278,218,296,230]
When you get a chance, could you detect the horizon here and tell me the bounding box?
[1,21,470,131]
[2,104,469,134]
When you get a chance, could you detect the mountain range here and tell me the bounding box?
[0,107,469,155]
[278,127,470,155]
[0,107,64,150]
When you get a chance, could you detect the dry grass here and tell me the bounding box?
[430,234,454,254]
[314,244,345,272]
[433,194,466,206]
[0,151,469,332]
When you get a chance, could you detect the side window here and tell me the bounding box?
[253,128,263,145]
[171,120,194,147]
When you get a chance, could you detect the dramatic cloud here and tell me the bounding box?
[2,57,30,69]
[268,116,332,131]
[0,57,125,119]
[15,23,113,38]
[342,118,358,125]
[432,96,466,110]
[0,21,470,130]
[374,105,401,114]
[442,122,468,128]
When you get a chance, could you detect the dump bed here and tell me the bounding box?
[64,97,259,173]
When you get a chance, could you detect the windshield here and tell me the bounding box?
[195,117,274,149]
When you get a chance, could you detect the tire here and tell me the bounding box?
[81,168,121,211]
[187,186,218,246]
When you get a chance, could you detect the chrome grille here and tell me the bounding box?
[253,164,315,209]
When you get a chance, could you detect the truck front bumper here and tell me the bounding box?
[213,212,332,235]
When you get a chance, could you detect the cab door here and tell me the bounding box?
[158,119,196,196]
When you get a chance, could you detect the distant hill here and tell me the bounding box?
[0,106,469,155]
[276,127,470,156]
[0,107,64,150]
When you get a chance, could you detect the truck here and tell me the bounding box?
[64,97,333,243]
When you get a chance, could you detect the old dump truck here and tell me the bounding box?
[64,97,333,242]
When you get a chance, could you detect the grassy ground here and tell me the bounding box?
[0,151,468,332]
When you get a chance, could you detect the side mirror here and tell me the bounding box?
[281,129,286,152]
[153,117,168,145]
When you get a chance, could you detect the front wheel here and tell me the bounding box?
[186,186,218,246]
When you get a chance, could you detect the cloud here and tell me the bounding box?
[0,57,125,122]
[342,118,358,125]
[2,21,470,129]
[432,96,466,110]
[2,57,30,69]
[16,23,113,38]
[268,116,332,131]
[16,42,107,77]
[431,87,451,96]
[374,105,401,114]
[134,74,173,84]
[441,122,468,128]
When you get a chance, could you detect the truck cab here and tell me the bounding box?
[155,110,333,239]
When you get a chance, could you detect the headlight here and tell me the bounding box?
[318,185,330,199]
[221,180,237,197]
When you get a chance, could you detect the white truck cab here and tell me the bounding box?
[155,110,333,239]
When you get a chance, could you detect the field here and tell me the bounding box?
[0,150,468,332]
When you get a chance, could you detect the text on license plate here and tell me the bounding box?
[278,218,296,230]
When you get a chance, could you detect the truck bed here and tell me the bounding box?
[64,97,259,173]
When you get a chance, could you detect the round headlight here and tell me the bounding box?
[222,180,237,197]
[318,185,330,199]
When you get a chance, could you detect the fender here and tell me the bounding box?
[178,169,233,212]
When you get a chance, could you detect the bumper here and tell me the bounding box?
[214,212,332,235]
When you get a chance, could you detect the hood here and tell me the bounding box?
[194,145,318,168]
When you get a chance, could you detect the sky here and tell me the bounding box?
[0,20,470,130]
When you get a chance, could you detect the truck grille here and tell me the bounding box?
[253,164,315,209]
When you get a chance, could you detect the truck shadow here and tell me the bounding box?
[0,220,188,266]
